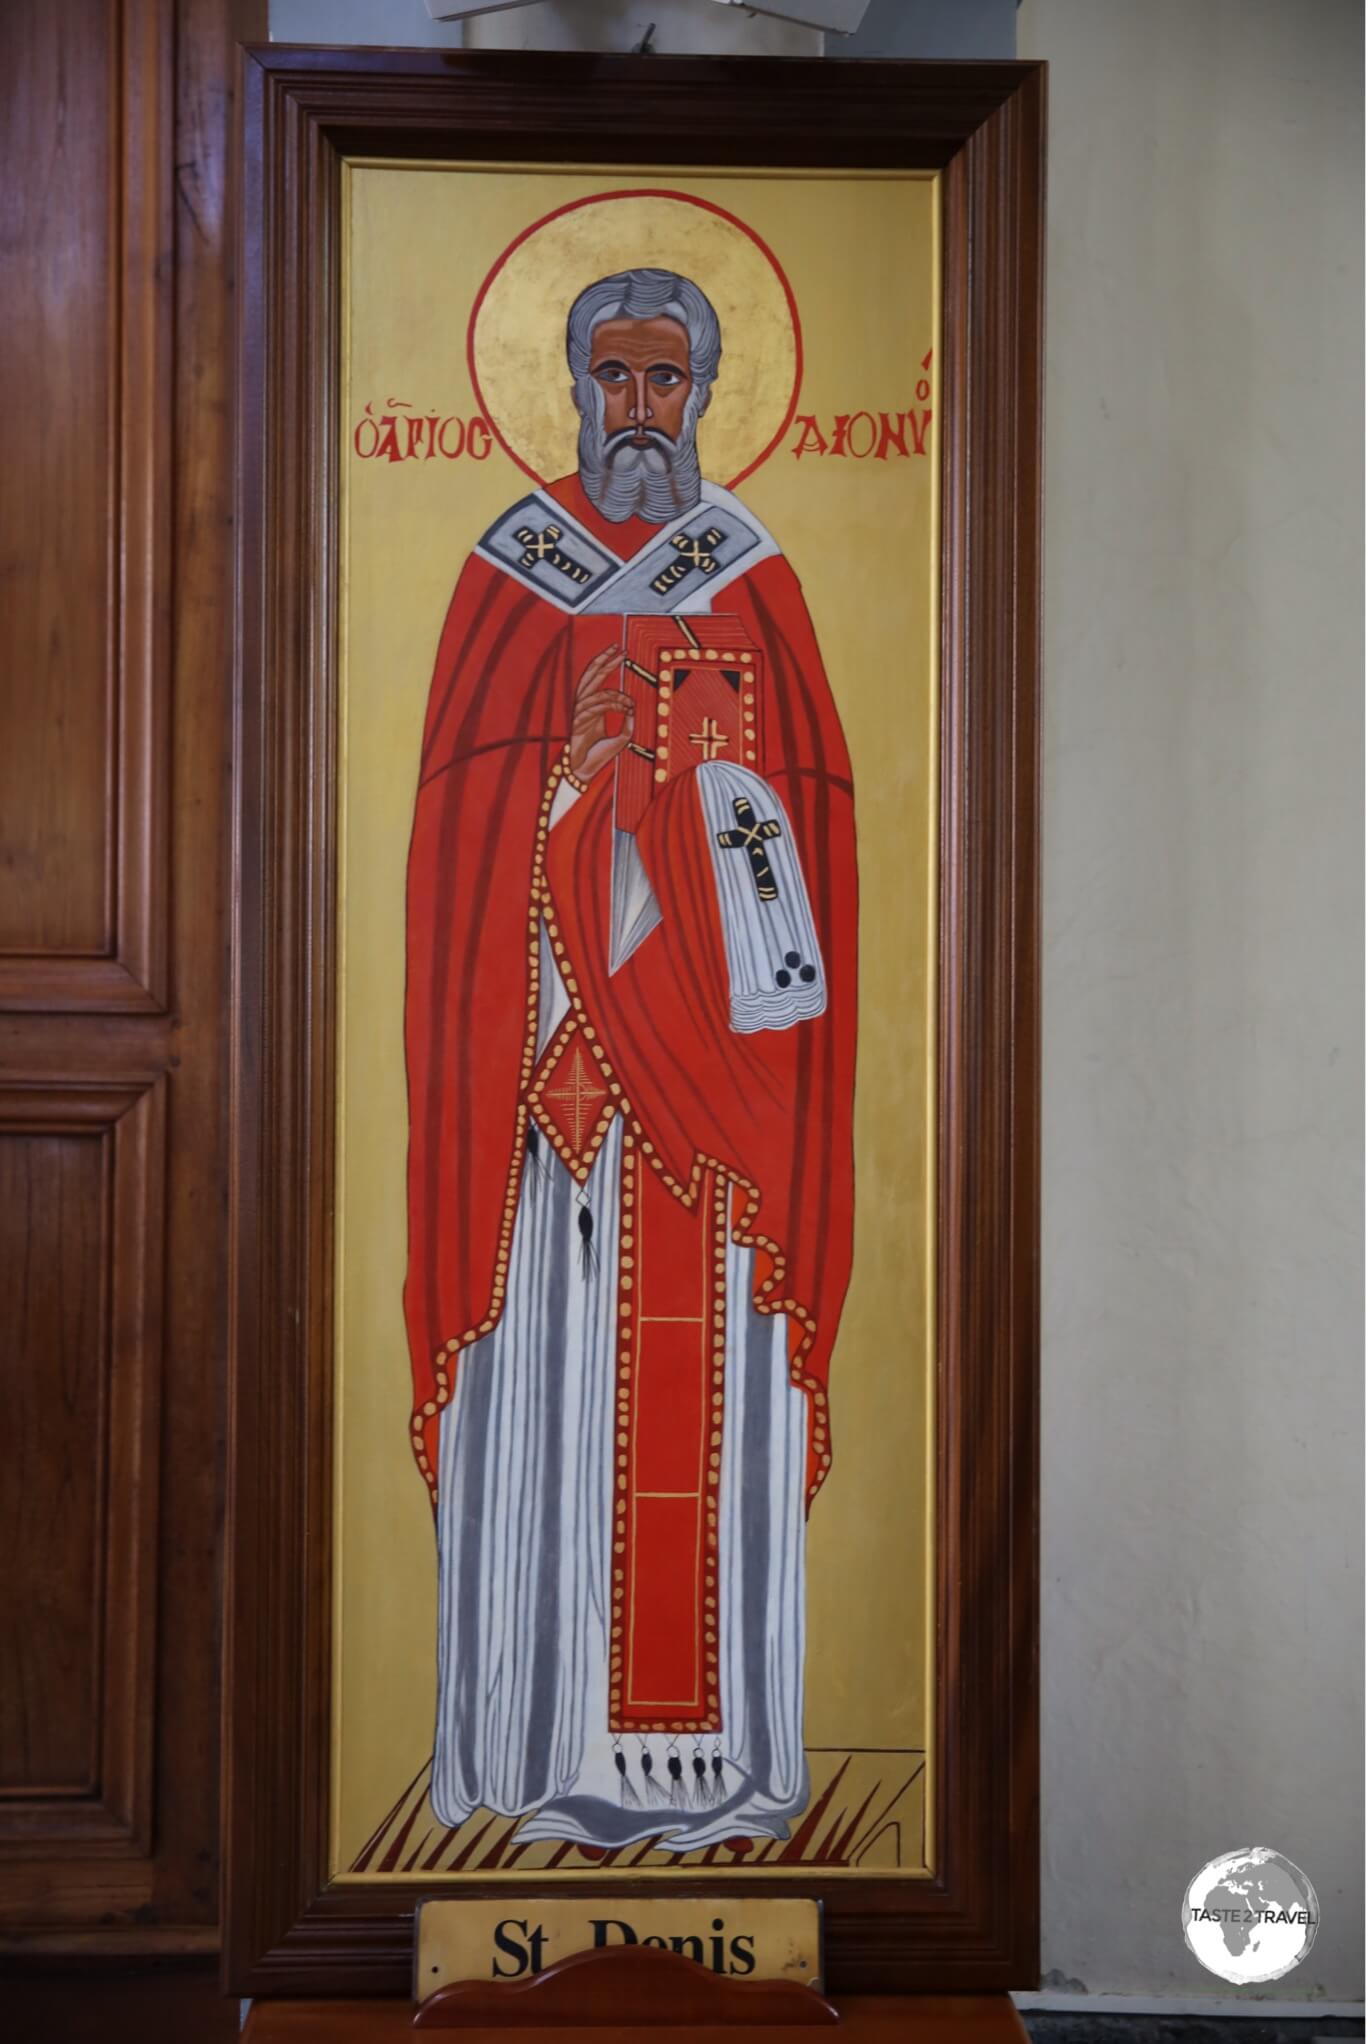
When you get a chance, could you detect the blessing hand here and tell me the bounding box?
[568,647,634,783]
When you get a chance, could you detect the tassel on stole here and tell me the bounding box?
[577,1199,596,1279]
[614,1743,641,1808]
[640,1743,670,1808]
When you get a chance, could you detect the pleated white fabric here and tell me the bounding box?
[431,1117,620,1829]
[430,788,812,1847]
[431,1120,810,1848]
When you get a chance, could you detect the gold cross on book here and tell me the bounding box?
[689,717,730,762]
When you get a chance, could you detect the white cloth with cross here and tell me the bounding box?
[551,765,826,1033]
[696,762,827,1034]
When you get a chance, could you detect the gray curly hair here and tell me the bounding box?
[566,268,722,387]
[566,268,721,523]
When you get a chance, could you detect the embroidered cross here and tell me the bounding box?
[649,524,725,596]
[546,1046,607,1152]
[515,522,593,586]
[689,717,730,762]
[671,526,724,573]
[716,794,782,903]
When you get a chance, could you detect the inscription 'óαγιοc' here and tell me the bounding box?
[352,399,493,462]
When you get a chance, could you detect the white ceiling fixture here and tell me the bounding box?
[424,1,554,19]
[708,0,871,28]
[425,0,872,26]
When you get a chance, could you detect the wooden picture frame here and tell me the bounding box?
[227,44,1043,2001]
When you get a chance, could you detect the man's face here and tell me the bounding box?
[587,315,694,450]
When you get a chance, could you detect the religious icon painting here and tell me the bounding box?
[230,49,1041,1998]
[337,169,928,1883]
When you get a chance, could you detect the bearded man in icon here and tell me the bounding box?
[404,268,856,1848]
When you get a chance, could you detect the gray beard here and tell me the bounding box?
[575,375,705,525]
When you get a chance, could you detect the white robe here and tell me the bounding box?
[431,764,822,1850]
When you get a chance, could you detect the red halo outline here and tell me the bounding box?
[465,187,804,492]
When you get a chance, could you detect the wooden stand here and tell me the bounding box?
[241,1943,1029,2041]
[413,1943,839,2026]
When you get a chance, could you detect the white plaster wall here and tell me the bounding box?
[270,0,466,45]
[1018,0,1364,2002]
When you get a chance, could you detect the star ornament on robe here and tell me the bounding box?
[545,1046,608,1154]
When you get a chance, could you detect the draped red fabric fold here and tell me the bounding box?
[403,487,856,1508]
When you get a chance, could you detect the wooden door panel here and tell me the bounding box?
[0,0,114,960]
[0,1081,164,1870]
[0,0,262,1962]
[0,0,170,1013]
[0,1120,106,1806]
[0,1127,106,1800]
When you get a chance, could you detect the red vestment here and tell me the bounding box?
[403,475,857,1571]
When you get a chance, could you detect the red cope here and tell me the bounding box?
[403,476,858,1697]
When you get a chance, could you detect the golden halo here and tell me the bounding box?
[467,189,802,490]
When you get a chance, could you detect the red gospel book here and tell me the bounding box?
[613,614,764,834]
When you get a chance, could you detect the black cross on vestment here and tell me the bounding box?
[716,794,782,904]
[670,525,725,573]
[514,522,592,585]
[649,524,726,596]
